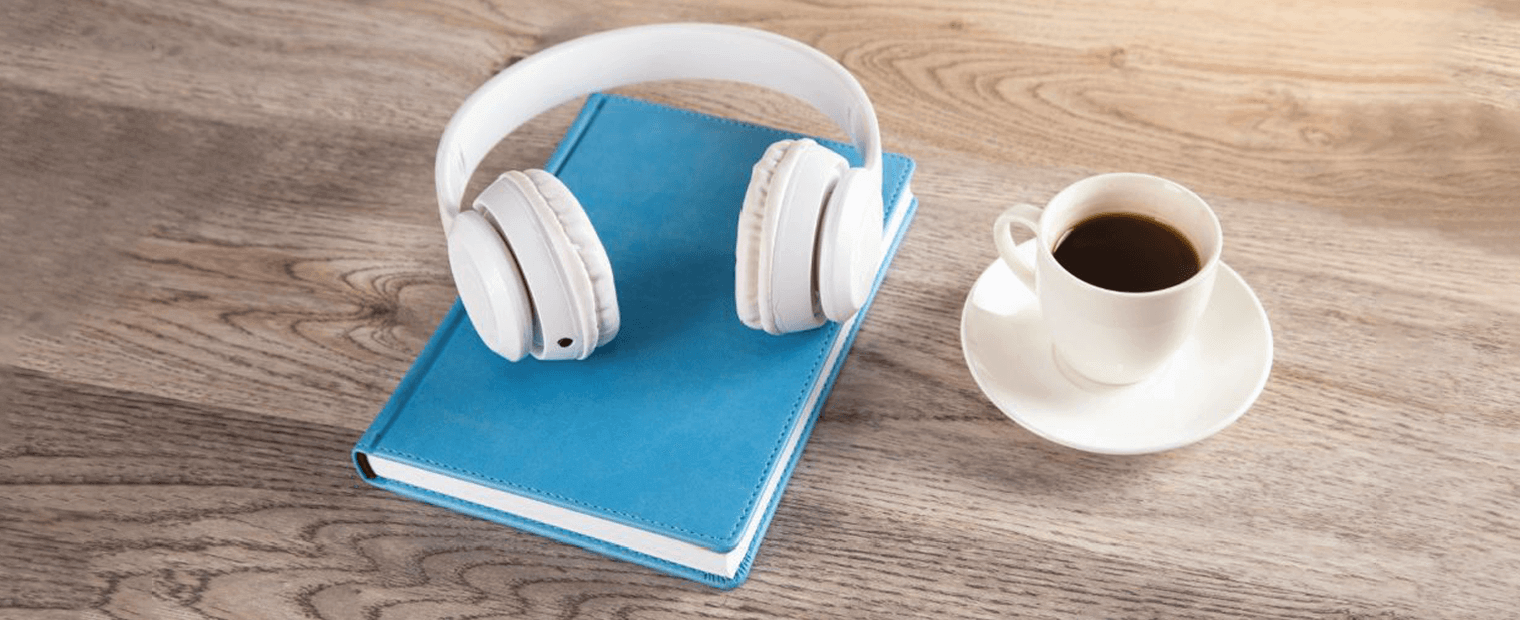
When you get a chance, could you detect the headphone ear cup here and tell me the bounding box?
[816,168,883,322]
[447,208,534,361]
[466,171,614,361]
[736,139,848,335]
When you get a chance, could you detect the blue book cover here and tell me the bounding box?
[352,93,917,588]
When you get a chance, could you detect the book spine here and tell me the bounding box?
[351,302,467,477]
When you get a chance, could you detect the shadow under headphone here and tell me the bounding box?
[436,24,886,362]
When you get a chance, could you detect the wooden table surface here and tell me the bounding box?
[4,1,1518,618]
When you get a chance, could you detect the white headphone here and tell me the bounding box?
[436,23,885,361]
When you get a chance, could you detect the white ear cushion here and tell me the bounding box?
[736,140,796,333]
[523,169,621,346]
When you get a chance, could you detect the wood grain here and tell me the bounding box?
[3,0,1518,618]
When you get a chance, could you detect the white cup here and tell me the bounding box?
[994,173,1222,385]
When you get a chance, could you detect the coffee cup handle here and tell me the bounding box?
[993,204,1042,291]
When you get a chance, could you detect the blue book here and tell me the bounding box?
[352,93,917,588]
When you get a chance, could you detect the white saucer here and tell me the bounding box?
[960,243,1273,455]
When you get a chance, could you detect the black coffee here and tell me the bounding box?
[1052,213,1200,292]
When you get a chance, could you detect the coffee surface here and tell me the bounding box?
[1052,213,1200,292]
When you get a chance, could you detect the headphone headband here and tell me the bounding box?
[435,23,884,230]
